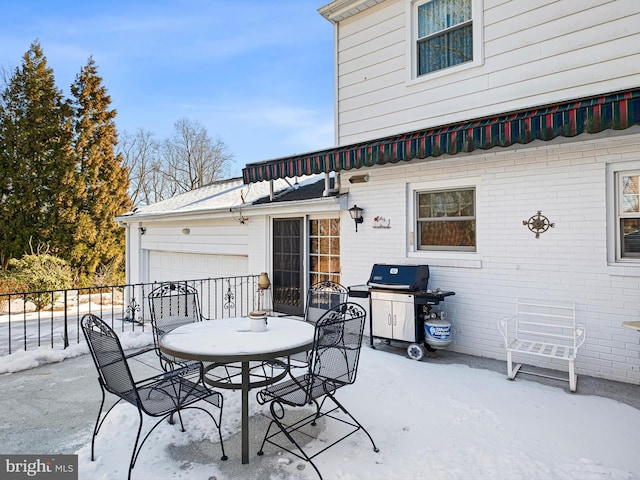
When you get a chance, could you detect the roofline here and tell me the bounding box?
[115,194,342,224]
[318,0,386,23]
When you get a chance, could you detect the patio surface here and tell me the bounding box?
[0,341,638,478]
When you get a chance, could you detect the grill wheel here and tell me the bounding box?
[406,343,426,361]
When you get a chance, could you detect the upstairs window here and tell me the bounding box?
[416,0,473,76]
[416,187,476,251]
[618,172,640,259]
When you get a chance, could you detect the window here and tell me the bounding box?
[617,171,640,259]
[415,0,474,76]
[309,218,341,285]
[416,188,476,251]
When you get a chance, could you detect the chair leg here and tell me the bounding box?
[310,398,322,426]
[214,395,228,461]
[130,410,184,475]
[328,393,379,453]
[260,401,324,480]
[176,410,186,431]
[91,391,124,462]
[90,389,106,461]
[569,359,577,392]
[257,418,276,456]
[128,409,145,480]
[506,350,522,379]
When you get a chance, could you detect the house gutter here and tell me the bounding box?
[318,0,386,23]
[115,194,342,224]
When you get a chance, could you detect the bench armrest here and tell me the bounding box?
[498,315,515,343]
[575,324,586,349]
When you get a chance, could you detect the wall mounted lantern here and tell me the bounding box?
[348,205,364,232]
[230,207,248,224]
[139,227,146,235]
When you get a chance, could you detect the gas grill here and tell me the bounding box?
[349,264,455,360]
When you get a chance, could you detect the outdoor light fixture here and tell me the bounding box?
[349,174,369,184]
[230,207,248,224]
[139,227,146,235]
[348,205,364,232]
[182,228,190,235]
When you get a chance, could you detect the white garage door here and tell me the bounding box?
[148,251,249,282]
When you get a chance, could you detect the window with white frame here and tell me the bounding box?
[415,0,473,76]
[309,218,341,285]
[416,187,476,251]
[617,171,640,259]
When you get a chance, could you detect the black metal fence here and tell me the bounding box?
[0,275,269,356]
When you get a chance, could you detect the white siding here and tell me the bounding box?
[148,251,248,282]
[339,129,640,385]
[335,0,640,144]
[139,218,250,281]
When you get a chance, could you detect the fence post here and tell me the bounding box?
[63,290,69,349]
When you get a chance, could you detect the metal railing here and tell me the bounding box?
[0,275,270,356]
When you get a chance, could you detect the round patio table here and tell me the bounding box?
[159,316,315,464]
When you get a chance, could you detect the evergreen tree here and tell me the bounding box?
[0,41,76,269]
[70,57,132,286]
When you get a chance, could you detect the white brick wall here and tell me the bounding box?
[340,129,640,384]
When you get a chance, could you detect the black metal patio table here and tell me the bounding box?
[159,316,314,464]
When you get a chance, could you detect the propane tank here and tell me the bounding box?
[424,310,452,349]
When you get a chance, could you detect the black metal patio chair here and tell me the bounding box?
[256,302,379,479]
[148,282,206,375]
[148,281,284,388]
[289,280,349,369]
[81,313,227,480]
[305,280,349,323]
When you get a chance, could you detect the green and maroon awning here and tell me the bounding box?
[242,87,640,184]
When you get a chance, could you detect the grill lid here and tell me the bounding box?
[367,264,430,291]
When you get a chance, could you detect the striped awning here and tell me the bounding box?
[242,87,640,184]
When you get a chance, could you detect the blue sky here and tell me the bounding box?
[0,0,335,177]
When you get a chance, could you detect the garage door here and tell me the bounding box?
[148,251,248,282]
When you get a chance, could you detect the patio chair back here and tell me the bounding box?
[149,282,202,329]
[304,281,349,324]
[148,282,203,369]
[83,313,139,402]
[309,302,366,390]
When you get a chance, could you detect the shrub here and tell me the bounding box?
[85,261,126,288]
[3,254,73,307]
[0,277,28,294]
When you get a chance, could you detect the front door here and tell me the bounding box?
[272,218,304,315]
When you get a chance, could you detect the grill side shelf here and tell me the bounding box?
[414,291,455,305]
[347,285,370,298]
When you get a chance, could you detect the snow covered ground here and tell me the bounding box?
[1,331,639,480]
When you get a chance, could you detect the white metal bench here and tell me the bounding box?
[498,297,586,392]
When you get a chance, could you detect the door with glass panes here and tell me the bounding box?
[272,217,341,316]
